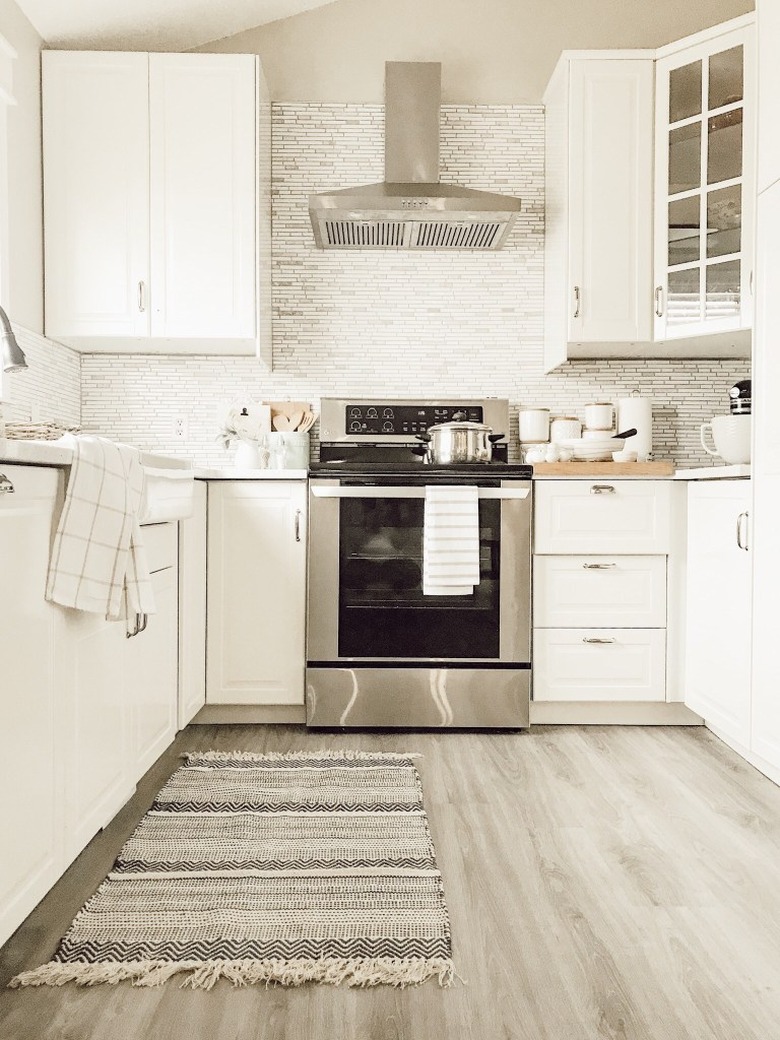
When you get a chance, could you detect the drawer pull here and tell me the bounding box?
[582,562,616,569]
[0,473,15,494]
[582,637,617,644]
[590,484,616,495]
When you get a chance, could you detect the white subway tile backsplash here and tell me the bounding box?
[72,101,744,469]
[3,325,81,427]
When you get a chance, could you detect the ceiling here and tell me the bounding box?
[13,0,340,50]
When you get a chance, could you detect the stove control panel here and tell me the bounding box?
[344,403,483,436]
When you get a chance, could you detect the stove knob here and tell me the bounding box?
[367,407,378,419]
[383,408,394,419]
[382,421,393,432]
[349,420,362,432]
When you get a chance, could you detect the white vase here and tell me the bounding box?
[234,441,264,469]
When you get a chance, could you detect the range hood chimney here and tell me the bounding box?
[308,62,522,251]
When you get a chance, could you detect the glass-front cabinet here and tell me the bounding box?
[654,22,756,342]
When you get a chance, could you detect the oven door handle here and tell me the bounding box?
[310,486,529,500]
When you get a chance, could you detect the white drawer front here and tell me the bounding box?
[534,555,667,628]
[534,480,672,554]
[139,521,178,574]
[533,628,666,701]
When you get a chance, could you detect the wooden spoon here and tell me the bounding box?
[272,414,290,431]
[286,410,305,432]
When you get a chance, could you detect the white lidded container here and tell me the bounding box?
[518,408,550,443]
[550,416,582,442]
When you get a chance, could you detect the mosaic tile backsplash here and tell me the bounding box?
[17,103,748,467]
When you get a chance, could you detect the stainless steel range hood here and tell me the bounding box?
[308,62,522,251]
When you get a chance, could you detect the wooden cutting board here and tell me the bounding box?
[531,461,675,476]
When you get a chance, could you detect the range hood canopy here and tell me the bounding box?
[308,62,522,251]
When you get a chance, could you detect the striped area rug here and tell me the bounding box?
[10,750,454,990]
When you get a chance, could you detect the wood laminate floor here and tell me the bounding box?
[2,724,780,1040]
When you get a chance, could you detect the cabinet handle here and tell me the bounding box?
[294,508,302,542]
[582,562,616,569]
[573,285,581,319]
[137,281,146,313]
[590,484,616,495]
[0,473,15,494]
[654,285,664,317]
[138,612,148,633]
[126,613,141,638]
[583,637,616,644]
[736,510,749,551]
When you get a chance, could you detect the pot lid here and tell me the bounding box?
[427,419,493,433]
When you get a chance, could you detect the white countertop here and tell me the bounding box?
[673,464,751,480]
[195,467,308,480]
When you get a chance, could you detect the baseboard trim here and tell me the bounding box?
[704,723,780,788]
[530,701,704,725]
[190,705,307,725]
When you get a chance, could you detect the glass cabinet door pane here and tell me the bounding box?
[667,267,701,326]
[705,261,740,320]
[706,184,741,258]
[668,196,701,266]
[708,46,743,110]
[669,122,702,194]
[670,60,702,122]
[707,110,743,184]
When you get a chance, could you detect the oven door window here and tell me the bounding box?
[337,496,500,659]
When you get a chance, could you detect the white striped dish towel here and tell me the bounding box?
[423,484,480,596]
[46,435,155,622]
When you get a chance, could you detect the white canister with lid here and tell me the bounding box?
[584,401,615,431]
[550,416,582,443]
[518,408,550,443]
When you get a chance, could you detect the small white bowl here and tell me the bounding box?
[612,449,638,463]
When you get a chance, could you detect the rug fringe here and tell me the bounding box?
[9,957,455,990]
[182,750,422,763]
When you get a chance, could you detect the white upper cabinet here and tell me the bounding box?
[653,19,755,349]
[756,0,780,194]
[42,51,270,360]
[544,55,654,371]
[543,16,755,370]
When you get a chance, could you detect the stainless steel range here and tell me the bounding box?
[306,397,532,729]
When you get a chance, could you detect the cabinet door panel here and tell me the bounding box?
[42,52,150,339]
[207,482,306,705]
[684,480,751,745]
[0,468,62,947]
[568,60,653,343]
[534,480,672,555]
[534,555,667,628]
[149,54,256,339]
[128,566,178,783]
[534,629,666,702]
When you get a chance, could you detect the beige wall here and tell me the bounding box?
[0,0,43,332]
[204,0,754,102]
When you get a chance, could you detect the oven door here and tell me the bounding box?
[307,479,531,665]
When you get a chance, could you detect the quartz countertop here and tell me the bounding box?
[195,467,308,480]
[673,464,751,480]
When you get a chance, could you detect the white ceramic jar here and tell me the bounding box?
[550,416,582,443]
[584,402,614,431]
[518,408,550,443]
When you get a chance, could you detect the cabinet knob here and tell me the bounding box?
[0,473,15,494]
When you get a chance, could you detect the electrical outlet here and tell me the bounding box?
[173,416,188,439]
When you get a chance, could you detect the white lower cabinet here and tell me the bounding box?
[207,481,307,706]
[683,479,752,747]
[0,466,64,947]
[534,629,667,701]
[533,479,671,704]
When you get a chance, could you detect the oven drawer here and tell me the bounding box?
[534,480,672,554]
[533,628,666,701]
[533,555,667,628]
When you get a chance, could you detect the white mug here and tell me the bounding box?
[700,414,751,464]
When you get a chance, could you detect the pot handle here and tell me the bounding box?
[700,422,719,457]
[411,445,430,459]
[415,433,432,443]
[488,433,505,443]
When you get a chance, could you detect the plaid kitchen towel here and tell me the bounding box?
[46,435,155,622]
[422,484,480,596]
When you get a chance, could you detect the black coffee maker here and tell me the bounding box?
[729,379,751,415]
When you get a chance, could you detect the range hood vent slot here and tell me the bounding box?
[309,62,521,252]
